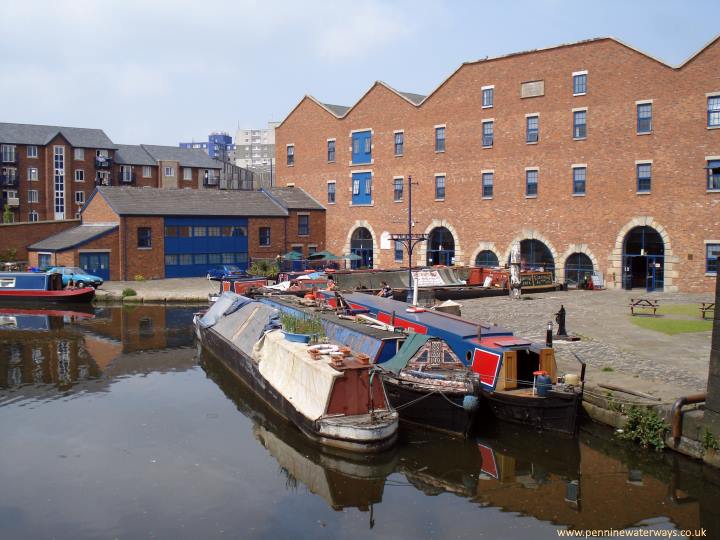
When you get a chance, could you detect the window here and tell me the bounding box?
[179,254,192,265]
[707,243,720,274]
[298,214,309,236]
[28,211,38,222]
[327,182,336,204]
[205,226,218,237]
[193,226,207,237]
[637,103,652,133]
[1,144,16,162]
[120,166,132,183]
[637,163,652,193]
[27,146,38,158]
[435,127,445,152]
[183,168,192,181]
[573,110,587,139]
[351,131,372,164]
[482,172,493,198]
[28,190,39,203]
[74,191,85,205]
[394,132,404,156]
[435,175,445,200]
[221,226,233,237]
[526,116,539,143]
[482,86,494,108]
[28,167,38,181]
[74,148,84,160]
[572,167,586,195]
[222,253,235,264]
[573,73,587,95]
[482,121,494,147]
[38,253,51,268]
[708,96,720,128]
[286,145,295,166]
[143,166,151,178]
[707,160,720,191]
[164,166,175,177]
[393,178,403,201]
[327,140,335,162]
[232,226,247,237]
[137,227,152,248]
[394,241,403,262]
[74,170,84,182]
[208,253,221,264]
[259,227,271,246]
[0,277,16,288]
[526,169,538,197]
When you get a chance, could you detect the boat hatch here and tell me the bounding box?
[325,364,388,416]
[494,348,557,392]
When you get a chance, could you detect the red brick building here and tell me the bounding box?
[275,36,720,292]
[27,186,325,281]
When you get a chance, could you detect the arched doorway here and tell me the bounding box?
[520,239,555,276]
[426,227,455,266]
[475,250,499,267]
[622,226,664,291]
[350,227,373,269]
[564,253,594,288]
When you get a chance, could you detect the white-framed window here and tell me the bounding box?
[28,211,38,222]
[28,167,38,181]
[183,168,192,181]
[164,166,175,177]
[28,190,39,203]
[74,170,85,182]
[143,166,151,178]
[27,145,38,158]
[74,148,84,160]
[75,191,85,205]
[1,144,16,163]
[481,85,494,108]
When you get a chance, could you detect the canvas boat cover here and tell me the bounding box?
[332,268,465,290]
[198,292,254,328]
[254,330,341,421]
[380,333,432,374]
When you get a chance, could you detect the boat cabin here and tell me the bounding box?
[0,272,63,291]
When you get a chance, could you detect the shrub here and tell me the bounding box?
[0,248,17,263]
[702,428,720,452]
[121,288,137,297]
[280,312,324,336]
[617,406,669,452]
[134,274,146,282]
[249,259,280,279]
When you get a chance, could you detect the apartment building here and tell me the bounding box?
[235,122,278,171]
[275,36,720,293]
[179,132,236,161]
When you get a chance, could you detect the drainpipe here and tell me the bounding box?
[671,393,706,445]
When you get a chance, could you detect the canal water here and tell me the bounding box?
[0,305,717,540]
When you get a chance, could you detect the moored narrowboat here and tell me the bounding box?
[0,272,95,304]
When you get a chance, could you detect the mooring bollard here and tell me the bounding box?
[546,321,553,348]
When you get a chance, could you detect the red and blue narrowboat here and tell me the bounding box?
[0,272,95,304]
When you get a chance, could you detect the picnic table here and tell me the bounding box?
[700,302,715,320]
[629,298,659,316]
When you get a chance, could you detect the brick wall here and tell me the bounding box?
[27,229,119,278]
[81,191,119,223]
[121,216,165,280]
[0,219,80,260]
[248,209,325,259]
[275,37,720,292]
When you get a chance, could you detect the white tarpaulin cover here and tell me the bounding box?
[254,330,341,421]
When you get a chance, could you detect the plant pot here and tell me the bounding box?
[339,346,352,357]
[282,330,312,344]
[355,353,370,365]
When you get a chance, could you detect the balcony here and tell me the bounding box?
[95,174,113,186]
[6,197,19,207]
[0,174,18,187]
[95,156,113,169]
[203,175,220,187]
[119,172,136,185]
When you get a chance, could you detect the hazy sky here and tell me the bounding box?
[1,0,716,145]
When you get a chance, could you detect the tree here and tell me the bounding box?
[2,204,12,224]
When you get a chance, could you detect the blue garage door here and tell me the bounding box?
[79,252,110,281]
[164,217,249,278]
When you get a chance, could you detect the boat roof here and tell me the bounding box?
[342,293,514,338]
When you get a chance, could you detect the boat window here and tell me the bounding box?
[414,351,428,363]
[443,351,456,364]
[0,278,16,288]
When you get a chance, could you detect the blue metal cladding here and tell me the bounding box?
[79,253,110,281]
[164,217,249,278]
[351,171,372,205]
[351,131,372,164]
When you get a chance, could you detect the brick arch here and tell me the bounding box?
[343,220,379,269]
[469,242,502,267]
[417,219,463,266]
[557,244,600,283]
[607,216,677,291]
[501,230,559,267]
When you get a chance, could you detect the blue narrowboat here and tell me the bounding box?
[0,272,95,304]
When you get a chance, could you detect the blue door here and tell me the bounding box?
[351,131,372,164]
[351,172,372,205]
[79,252,110,281]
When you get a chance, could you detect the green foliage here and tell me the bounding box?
[601,366,614,372]
[630,316,712,335]
[0,248,17,263]
[280,312,324,337]
[617,406,669,452]
[249,259,279,279]
[702,428,720,452]
[134,274,146,282]
[2,204,12,224]
[121,288,137,298]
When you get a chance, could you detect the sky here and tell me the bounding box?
[0,0,717,146]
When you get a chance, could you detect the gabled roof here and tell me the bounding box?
[93,186,289,217]
[321,103,350,116]
[140,145,221,168]
[396,91,426,105]
[265,187,325,211]
[28,224,118,252]
[0,122,116,149]
[114,144,156,166]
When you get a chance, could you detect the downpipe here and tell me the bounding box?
[671,393,706,446]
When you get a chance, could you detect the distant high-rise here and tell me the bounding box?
[234,122,278,173]
[179,132,236,161]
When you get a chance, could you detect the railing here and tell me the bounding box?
[95,156,113,169]
[95,175,113,186]
[203,175,220,187]
[120,172,136,185]
[0,175,19,187]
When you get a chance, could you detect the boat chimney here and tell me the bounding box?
[546,321,553,348]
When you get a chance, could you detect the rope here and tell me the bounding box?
[392,390,440,411]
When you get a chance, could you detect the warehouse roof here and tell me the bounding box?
[265,187,325,210]
[28,224,118,252]
[0,122,116,149]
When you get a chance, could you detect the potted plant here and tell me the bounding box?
[280,313,324,344]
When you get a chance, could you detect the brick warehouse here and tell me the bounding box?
[26,186,325,281]
[275,36,720,293]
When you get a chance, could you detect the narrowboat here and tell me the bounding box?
[260,295,481,437]
[0,272,95,304]
[318,291,584,435]
[195,292,399,453]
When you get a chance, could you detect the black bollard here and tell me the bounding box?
[555,305,568,337]
[546,321,553,348]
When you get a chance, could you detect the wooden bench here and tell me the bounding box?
[700,302,715,320]
[629,298,660,316]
